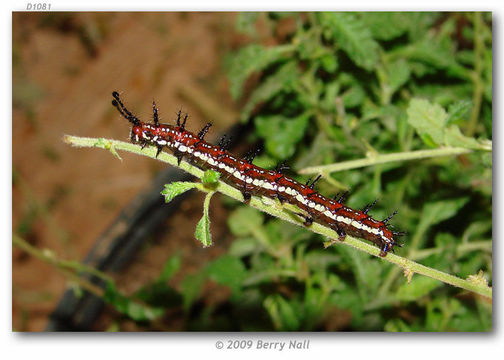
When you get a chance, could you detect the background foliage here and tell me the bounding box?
[124,12,491,331]
[23,12,491,331]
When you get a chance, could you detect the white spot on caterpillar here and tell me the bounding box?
[252,179,261,186]
[233,171,243,180]
[296,194,306,203]
[308,201,316,208]
[246,177,253,184]
[278,186,285,192]
[263,182,274,190]
[178,145,187,152]
[351,220,362,229]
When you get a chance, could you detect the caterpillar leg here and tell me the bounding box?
[242,191,252,203]
[294,212,313,226]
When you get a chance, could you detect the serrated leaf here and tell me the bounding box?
[161,182,197,203]
[228,44,293,99]
[407,98,448,146]
[254,111,310,160]
[228,206,264,236]
[444,125,481,149]
[317,12,379,71]
[360,12,409,40]
[195,192,214,247]
[396,276,442,302]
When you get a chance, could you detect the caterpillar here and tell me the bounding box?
[111,91,404,257]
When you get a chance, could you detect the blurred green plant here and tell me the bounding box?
[59,12,492,331]
[196,11,492,331]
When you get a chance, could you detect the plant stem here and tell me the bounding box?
[13,234,107,297]
[298,147,481,175]
[64,135,492,299]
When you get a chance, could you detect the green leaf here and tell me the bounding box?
[161,182,197,203]
[360,12,409,40]
[227,206,264,236]
[407,98,448,146]
[180,272,206,311]
[206,255,248,295]
[396,276,442,302]
[228,44,294,99]
[254,111,310,160]
[317,12,379,71]
[444,125,481,149]
[407,97,485,150]
[158,253,182,282]
[195,192,214,247]
[103,282,164,322]
[387,59,411,97]
[240,61,300,122]
[264,294,300,331]
[446,100,472,125]
[228,237,258,257]
[403,36,456,71]
[419,198,469,230]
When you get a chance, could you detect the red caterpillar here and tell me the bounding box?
[111,91,403,256]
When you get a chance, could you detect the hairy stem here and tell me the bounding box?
[63,135,492,299]
[297,146,489,175]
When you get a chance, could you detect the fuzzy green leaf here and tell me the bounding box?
[161,182,197,203]
[317,12,379,71]
[407,98,448,147]
[444,125,481,149]
[195,192,214,247]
